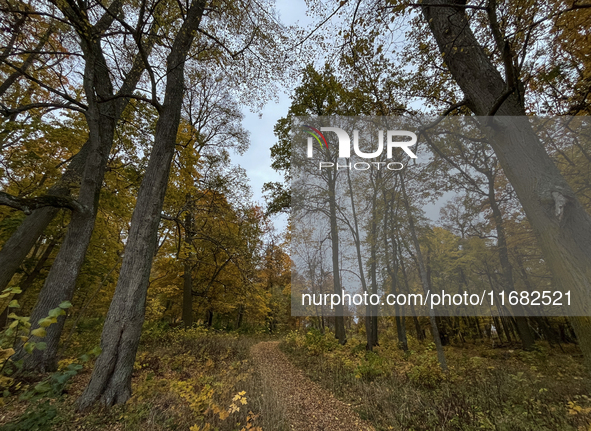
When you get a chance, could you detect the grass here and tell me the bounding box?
[1,324,289,431]
[280,328,591,431]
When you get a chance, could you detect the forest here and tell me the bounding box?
[0,0,590,430]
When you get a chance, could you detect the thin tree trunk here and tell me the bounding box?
[183,205,193,328]
[327,166,346,344]
[400,174,447,371]
[344,161,371,349]
[487,173,534,349]
[398,240,424,341]
[383,187,407,351]
[369,177,379,348]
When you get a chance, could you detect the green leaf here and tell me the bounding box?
[30,327,47,338]
[24,342,35,354]
[38,317,57,327]
[58,301,72,309]
[34,381,52,393]
[48,307,66,318]
[36,342,47,351]
[8,300,20,308]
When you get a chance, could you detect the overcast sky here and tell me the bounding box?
[232,1,312,233]
[232,1,445,232]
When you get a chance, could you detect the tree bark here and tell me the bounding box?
[77,0,207,409]
[19,32,117,372]
[422,0,591,371]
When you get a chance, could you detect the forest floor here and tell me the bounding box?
[3,326,591,430]
[250,341,374,431]
[281,329,591,430]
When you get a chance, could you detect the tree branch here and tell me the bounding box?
[0,191,88,214]
[487,86,515,116]
[408,3,487,10]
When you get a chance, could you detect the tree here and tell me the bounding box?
[13,0,157,373]
[78,0,289,407]
[418,0,591,370]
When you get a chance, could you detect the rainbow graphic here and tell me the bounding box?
[303,125,328,150]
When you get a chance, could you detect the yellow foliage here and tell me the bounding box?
[170,380,214,414]
[567,400,591,416]
[30,327,47,338]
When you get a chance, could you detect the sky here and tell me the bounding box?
[233,1,447,232]
[232,1,312,234]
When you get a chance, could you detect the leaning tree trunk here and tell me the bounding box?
[77,0,207,409]
[422,0,591,371]
[19,36,118,372]
[0,238,58,329]
[0,146,86,294]
[0,25,152,295]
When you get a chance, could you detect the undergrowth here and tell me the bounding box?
[1,324,288,431]
[281,328,591,431]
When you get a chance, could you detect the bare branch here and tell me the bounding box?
[0,102,86,116]
[487,86,515,116]
[0,59,87,110]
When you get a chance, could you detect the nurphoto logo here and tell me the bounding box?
[304,125,417,171]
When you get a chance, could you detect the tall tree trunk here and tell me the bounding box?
[398,240,424,341]
[344,162,371,349]
[369,178,379,348]
[422,0,591,371]
[9,10,156,372]
[487,172,534,349]
[183,205,193,328]
[77,0,207,409]
[383,187,408,351]
[18,31,118,372]
[327,166,346,344]
[400,174,447,371]
[236,304,244,329]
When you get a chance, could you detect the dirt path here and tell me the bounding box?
[250,341,374,431]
